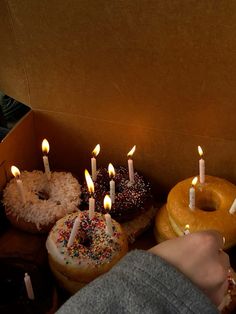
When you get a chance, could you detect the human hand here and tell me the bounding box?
[149,230,230,307]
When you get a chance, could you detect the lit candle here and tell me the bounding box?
[183,224,190,235]
[104,195,113,236]
[85,169,95,219]
[229,198,236,214]
[127,145,136,184]
[67,216,80,247]
[198,146,205,184]
[24,273,35,300]
[42,139,51,180]
[11,166,26,204]
[91,144,100,181]
[189,177,198,210]
[108,163,115,204]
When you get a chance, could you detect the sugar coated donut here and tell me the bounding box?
[81,166,152,222]
[46,211,128,294]
[3,170,81,233]
[167,175,236,248]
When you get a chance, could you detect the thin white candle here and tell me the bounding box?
[89,197,95,219]
[67,216,80,247]
[11,166,26,204]
[16,179,26,204]
[189,177,198,210]
[108,163,115,204]
[24,273,35,300]
[91,157,96,181]
[42,139,51,180]
[229,198,236,214]
[198,146,205,184]
[104,195,113,236]
[91,144,100,181]
[85,169,95,220]
[105,213,113,236]
[127,145,136,184]
[110,180,115,204]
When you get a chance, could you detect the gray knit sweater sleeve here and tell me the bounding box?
[56,250,219,314]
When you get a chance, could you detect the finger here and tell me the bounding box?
[201,230,226,251]
[209,278,229,306]
[218,251,230,271]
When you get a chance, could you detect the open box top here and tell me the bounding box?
[0,1,236,198]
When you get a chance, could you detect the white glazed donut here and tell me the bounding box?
[46,211,128,293]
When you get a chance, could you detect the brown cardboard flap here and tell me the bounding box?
[0,111,39,188]
[0,2,236,123]
[33,109,236,198]
[1,2,236,192]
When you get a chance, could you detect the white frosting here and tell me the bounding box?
[3,170,81,230]
[46,212,124,268]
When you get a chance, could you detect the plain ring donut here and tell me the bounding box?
[166,175,236,249]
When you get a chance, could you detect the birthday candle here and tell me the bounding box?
[85,169,95,219]
[24,273,35,300]
[91,144,100,181]
[42,139,51,180]
[11,166,26,204]
[67,216,80,247]
[189,177,198,210]
[127,145,136,184]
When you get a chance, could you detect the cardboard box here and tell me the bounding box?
[1,2,236,202]
[1,3,236,311]
[0,2,236,210]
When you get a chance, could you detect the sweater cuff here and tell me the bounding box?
[113,249,218,314]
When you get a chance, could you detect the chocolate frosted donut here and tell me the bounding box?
[81,166,152,222]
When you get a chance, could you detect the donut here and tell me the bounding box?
[166,175,236,249]
[122,202,157,243]
[3,170,81,233]
[81,166,152,222]
[154,205,176,243]
[46,211,128,294]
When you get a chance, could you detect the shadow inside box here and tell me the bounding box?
[0,202,10,235]
[228,246,236,271]
[0,257,58,314]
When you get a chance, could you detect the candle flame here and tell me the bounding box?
[184,224,190,230]
[191,176,198,186]
[42,139,50,154]
[108,163,115,177]
[198,145,203,158]
[104,194,111,210]
[92,144,100,157]
[127,145,136,158]
[11,165,20,178]
[85,169,94,194]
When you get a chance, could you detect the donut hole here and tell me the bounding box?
[81,237,92,248]
[36,190,50,200]
[79,232,93,248]
[196,190,220,212]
